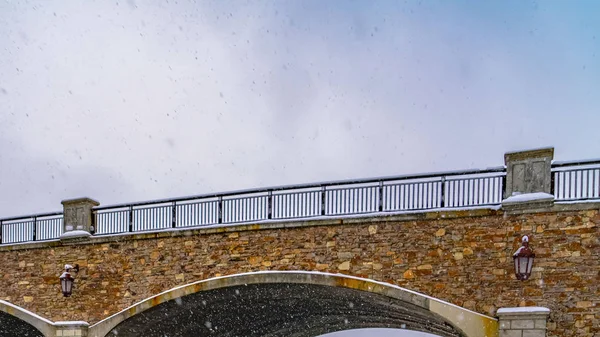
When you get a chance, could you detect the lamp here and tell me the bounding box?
[59,264,80,297]
[513,236,535,280]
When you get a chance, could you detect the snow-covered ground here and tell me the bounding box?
[321,328,438,336]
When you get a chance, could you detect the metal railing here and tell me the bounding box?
[92,167,506,235]
[552,159,600,201]
[0,212,63,244]
[2,159,599,244]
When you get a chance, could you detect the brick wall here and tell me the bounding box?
[0,205,598,337]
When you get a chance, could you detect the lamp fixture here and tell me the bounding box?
[513,235,535,281]
[59,264,80,297]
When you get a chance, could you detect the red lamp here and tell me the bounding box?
[59,264,79,297]
[513,236,535,281]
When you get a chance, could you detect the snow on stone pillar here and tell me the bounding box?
[497,307,550,337]
[502,148,554,211]
[60,198,99,240]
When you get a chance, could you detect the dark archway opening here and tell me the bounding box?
[0,311,45,337]
[107,283,463,337]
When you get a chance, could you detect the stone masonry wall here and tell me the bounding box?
[0,206,598,337]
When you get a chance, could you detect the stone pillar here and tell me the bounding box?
[497,307,550,337]
[60,198,99,240]
[53,321,89,337]
[502,148,554,210]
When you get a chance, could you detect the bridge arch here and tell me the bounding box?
[89,271,497,337]
[0,300,53,337]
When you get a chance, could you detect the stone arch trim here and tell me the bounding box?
[89,271,498,337]
[0,300,54,336]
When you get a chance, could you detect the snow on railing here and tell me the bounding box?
[1,159,599,245]
[0,212,63,244]
[91,167,506,235]
[552,159,600,202]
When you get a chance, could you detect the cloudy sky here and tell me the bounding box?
[1,0,599,218]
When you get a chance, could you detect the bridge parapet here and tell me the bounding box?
[1,147,598,245]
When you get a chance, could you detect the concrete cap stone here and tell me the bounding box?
[504,147,554,164]
[61,198,100,206]
[497,307,550,317]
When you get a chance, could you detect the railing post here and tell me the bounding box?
[171,202,177,228]
[501,175,507,201]
[378,181,383,212]
[90,210,96,235]
[497,307,550,337]
[440,177,446,208]
[267,191,273,219]
[0,220,2,244]
[32,217,37,241]
[128,206,134,232]
[502,148,554,210]
[321,186,326,216]
[60,197,99,240]
[218,196,223,224]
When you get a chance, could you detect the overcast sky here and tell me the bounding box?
[1,0,599,218]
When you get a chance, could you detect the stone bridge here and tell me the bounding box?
[0,148,598,337]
